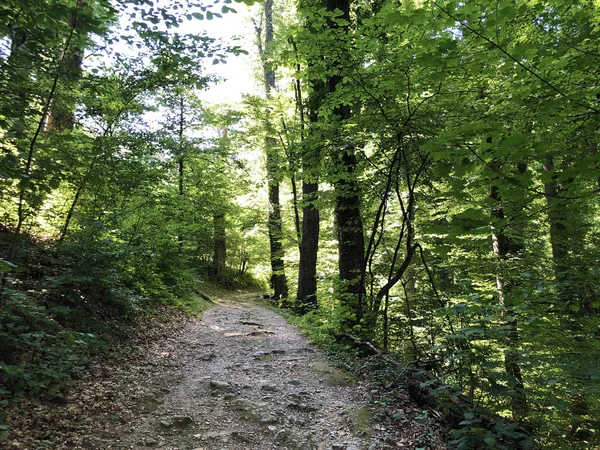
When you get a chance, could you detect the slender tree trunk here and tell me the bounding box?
[256,0,289,299]
[277,121,302,247]
[542,156,591,428]
[268,181,289,297]
[212,212,226,280]
[326,0,366,324]
[178,96,185,197]
[238,249,248,276]
[542,155,569,304]
[294,57,324,311]
[8,26,78,260]
[543,154,592,311]
[59,184,83,244]
[362,144,402,329]
[402,181,417,293]
[291,45,306,248]
[46,0,86,132]
[490,164,528,420]
[296,180,319,311]
[176,96,186,254]
[290,174,301,247]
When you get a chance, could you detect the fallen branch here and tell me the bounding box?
[340,333,411,371]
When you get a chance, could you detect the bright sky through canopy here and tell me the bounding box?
[183,3,257,104]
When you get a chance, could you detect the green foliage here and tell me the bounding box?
[0,282,99,401]
[286,306,341,348]
[269,0,600,448]
[450,412,533,450]
[2,0,600,447]
[0,0,270,442]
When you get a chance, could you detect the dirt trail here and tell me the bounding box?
[78,293,441,450]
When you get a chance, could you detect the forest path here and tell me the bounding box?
[97,292,381,450]
[14,292,446,450]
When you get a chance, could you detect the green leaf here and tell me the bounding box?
[0,259,17,271]
[454,208,487,221]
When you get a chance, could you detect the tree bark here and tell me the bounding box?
[334,145,366,318]
[8,25,78,260]
[296,180,319,311]
[268,181,289,298]
[490,163,528,420]
[290,35,320,310]
[46,0,86,132]
[257,0,289,299]
[326,0,366,324]
[212,212,226,280]
[542,155,569,303]
[59,183,83,244]
[177,96,186,254]
[290,173,301,247]
[294,69,324,311]
[178,96,185,197]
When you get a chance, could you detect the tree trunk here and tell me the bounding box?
[212,212,226,280]
[178,96,185,197]
[257,0,289,299]
[292,37,320,311]
[542,155,569,304]
[290,173,301,247]
[294,78,325,311]
[490,165,528,420]
[291,43,306,248]
[59,184,83,244]
[296,180,319,311]
[334,145,366,319]
[176,96,186,254]
[46,0,86,132]
[268,181,289,298]
[8,25,78,260]
[326,0,366,324]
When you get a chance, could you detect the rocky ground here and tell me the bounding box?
[6,293,447,450]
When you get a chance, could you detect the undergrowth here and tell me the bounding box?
[275,295,535,450]
[0,229,259,442]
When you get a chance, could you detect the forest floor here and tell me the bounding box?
[5,293,447,450]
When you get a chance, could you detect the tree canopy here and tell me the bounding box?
[1,0,599,448]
